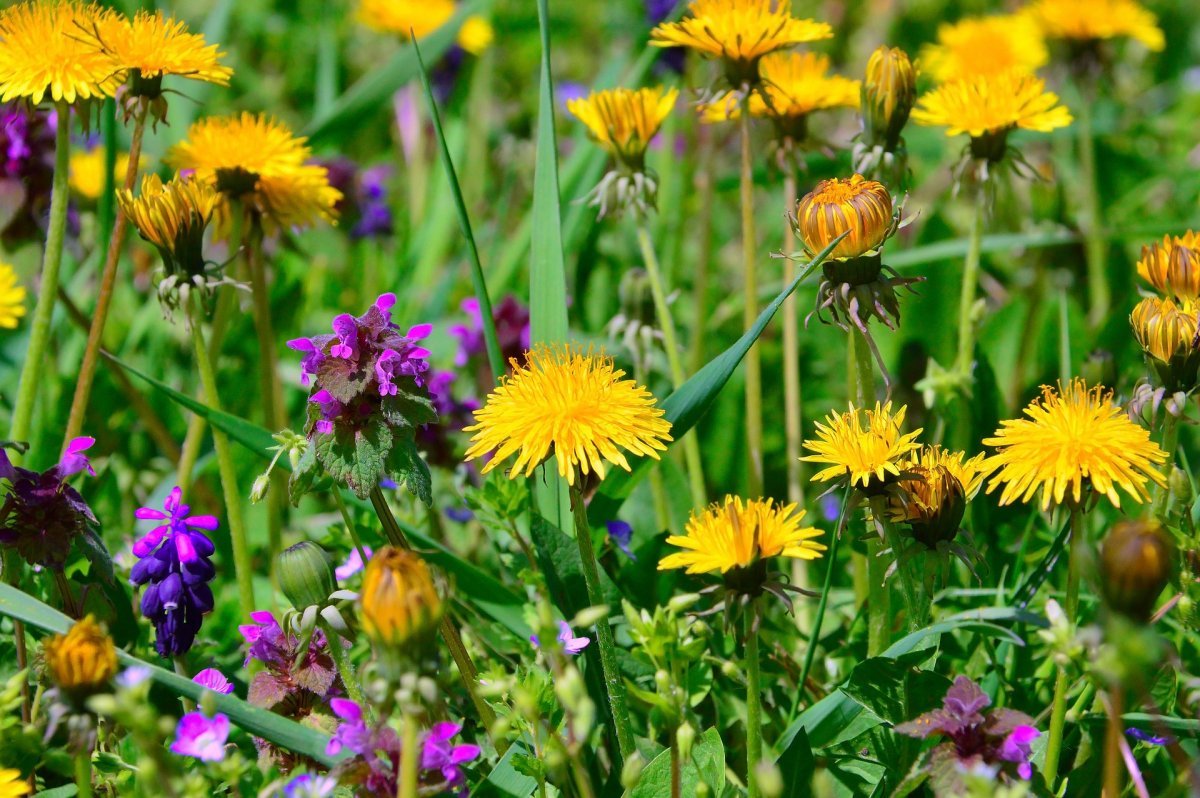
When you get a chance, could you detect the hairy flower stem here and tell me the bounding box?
[188,296,255,612]
[367,487,499,740]
[399,711,419,798]
[1044,508,1085,787]
[1153,417,1179,518]
[75,749,93,798]
[739,105,764,496]
[62,101,149,447]
[568,484,635,763]
[1078,93,1109,329]
[9,100,71,451]
[871,495,924,631]
[953,182,986,381]
[745,603,763,798]
[636,225,706,509]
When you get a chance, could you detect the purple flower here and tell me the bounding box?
[117,666,152,689]
[998,725,1039,780]
[286,337,325,386]
[531,621,590,655]
[330,314,358,359]
[239,611,342,712]
[606,520,636,560]
[130,486,216,657]
[0,438,99,569]
[444,506,474,523]
[1127,727,1174,746]
[58,436,96,478]
[170,712,230,762]
[818,493,842,523]
[335,546,372,580]
[283,774,339,798]
[326,698,401,793]
[193,668,234,695]
[326,698,373,757]
[417,370,480,469]
[0,103,57,247]
[449,296,530,372]
[421,722,481,789]
[644,1,685,74]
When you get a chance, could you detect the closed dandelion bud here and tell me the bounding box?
[1130,296,1200,393]
[42,616,118,700]
[1169,466,1193,507]
[359,546,443,656]
[792,174,895,263]
[1100,520,1176,622]
[1080,349,1117,391]
[277,541,336,610]
[862,46,916,153]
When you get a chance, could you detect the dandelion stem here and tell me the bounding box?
[782,170,805,508]
[688,124,715,375]
[738,104,764,496]
[871,495,924,631]
[953,182,986,380]
[74,748,93,798]
[399,711,419,798]
[636,224,706,510]
[9,100,71,451]
[188,295,255,612]
[63,101,149,447]
[1078,91,1109,329]
[1153,416,1179,518]
[1104,688,1124,798]
[568,483,635,763]
[745,602,763,798]
[1044,508,1085,787]
[1058,282,1072,384]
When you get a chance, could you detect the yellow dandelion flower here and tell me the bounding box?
[650,0,831,78]
[0,0,120,105]
[358,0,453,39]
[659,495,825,575]
[42,615,118,697]
[1136,231,1200,300]
[920,14,1049,83]
[463,345,673,486]
[912,69,1072,140]
[700,52,859,125]
[93,10,232,90]
[457,16,494,56]
[567,87,678,167]
[1027,0,1164,52]
[0,263,27,329]
[982,379,1167,510]
[359,546,443,651]
[68,146,134,201]
[118,172,219,278]
[167,112,341,232]
[792,174,895,260]
[0,769,30,798]
[802,401,923,490]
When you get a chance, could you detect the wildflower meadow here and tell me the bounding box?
[2,0,1200,795]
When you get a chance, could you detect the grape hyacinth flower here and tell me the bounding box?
[170,711,230,762]
[193,668,234,694]
[286,293,437,501]
[0,437,98,570]
[129,487,217,657]
[530,621,591,655]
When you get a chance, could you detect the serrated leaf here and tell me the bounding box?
[316,418,392,499]
[385,435,432,506]
[316,357,372,404]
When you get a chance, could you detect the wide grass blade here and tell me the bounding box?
[0,583,338,766]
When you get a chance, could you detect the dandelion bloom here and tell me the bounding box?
[0,1,119,105]
[118,173,220,283]
[567,87,678,167]
[358,0,452,39]
[701,53,859,126]
[912,69,1072,141]
[92,10,232,89]
[659,495,825,575]
[792,174,895,260]
[1027,0,1164,51]
[69,146,133,201]
[42,615,118,697]
[463,345,673,485]
[167,112,341,232]
[919,15,1048,84]
[0,263,26,329]
[649,0,831,75]
[359,546,443,652]
[1137,232,1200,300]
[802,401,922,489]
[888,446,989,546]
[0,769,29,797]
[982,380,1167,510]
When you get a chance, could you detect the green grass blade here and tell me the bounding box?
[0,583,338,766]
[413,37,505,383]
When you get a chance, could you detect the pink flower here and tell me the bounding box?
[192,668,234,695]
[170,712,230,761]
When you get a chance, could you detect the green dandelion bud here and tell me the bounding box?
[277,541,336,610]
[1100,519,1176,622]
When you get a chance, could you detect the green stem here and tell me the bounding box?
[866,536,890,657]
[871,495,924,631]
[688,124,714,375]
[1058,283,1072,384]
[63,102,148,446]
[636,224,706,510]
[1153,416,1179,518]
[9,100,71,449]
[75,748,93,798]
[796,489,851,699]
[1078,95,1109,329]
[568,484,635,763]
[332,488,370,568]
[399,711,419,798]
[745,603,763,798]
[647,467,672,534]
[1044,509,1085,787]
[782,170,804,507]
[188,296,255,612]
[738,106,763,496]
[322,619,366,705]
[849,326,875,407]
[52,568,80,618]
[954,183,986,379]
[670,734,682,798]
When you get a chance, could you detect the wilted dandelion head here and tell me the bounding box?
[567,86,678,169]
[167,112,341,232]
[118,173,219,274]
[463,345,673,485]
[792,173,895,261]
[659,495,825,576]
[919,14,1048,84]
[982,379,1167,510]
[803,401,922,491]
[0,263,26,329]
[1137,232,1200,301]
[888,446,988,547]
[1130,296,1200,393]
[93,10,232,95]
[1027,0,1164,51]
[649,0,831,86]
[0,0,120,105]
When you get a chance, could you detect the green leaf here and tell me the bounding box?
[631,727,725,798]
[470,739,540,797]
[315,416,392,499]
[841,652,952,726]
[303,1,489,146]
[0,583,338,766]
[777,726,815,798]
[530,515,622,620]
[385,434,432,506]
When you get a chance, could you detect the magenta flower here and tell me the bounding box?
[0,437,99,569]
[192,668,234,695]
[326,698,373,757]
[421,722,481,789]
[133,486,219,564]
[170,712,230,761]
[530,621,590,655]
[998,725,1040,780]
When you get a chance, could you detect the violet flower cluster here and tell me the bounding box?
[896,676,1040,790]
[130,487,217,657]
[319,158,393,240]
[0,437,97,570]
[0,103,57,247]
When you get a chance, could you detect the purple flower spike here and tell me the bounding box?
[998,725,1039,780]
[330,314,359,359]
[606,520,636,560]
[58,436,96,478]
[193,668,234,695]
[421,722,481,788]
[170,712,230,761]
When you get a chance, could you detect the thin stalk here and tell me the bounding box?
[738,105,764,496]
[866,537,890,656]
[399,712,419,798]
[4,551,30,722]
[331,488,370,568]
[1044,508,1085,787]
[636,224,705,509]
[871,495,924,631]
[322,619,366,705]
[52,569,80,618]
[670,734,682,798]
[188,296,255,611]
[688,123,714,375]
[75,749,93,798]
[782,170,804,506]
[797,488,852,697]
[647,468,673,534]
[1058,284,1072,384]
[953,182,986,379]
[1153,416,1179,517]
[9,100,71,448]
[1078,93,1109,329]
[1104,689,1123,797]
[745,603,763,798]
[62,101,149,446]
[568,484,635,763]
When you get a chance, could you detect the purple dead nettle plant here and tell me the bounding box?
[0,438,97,571]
